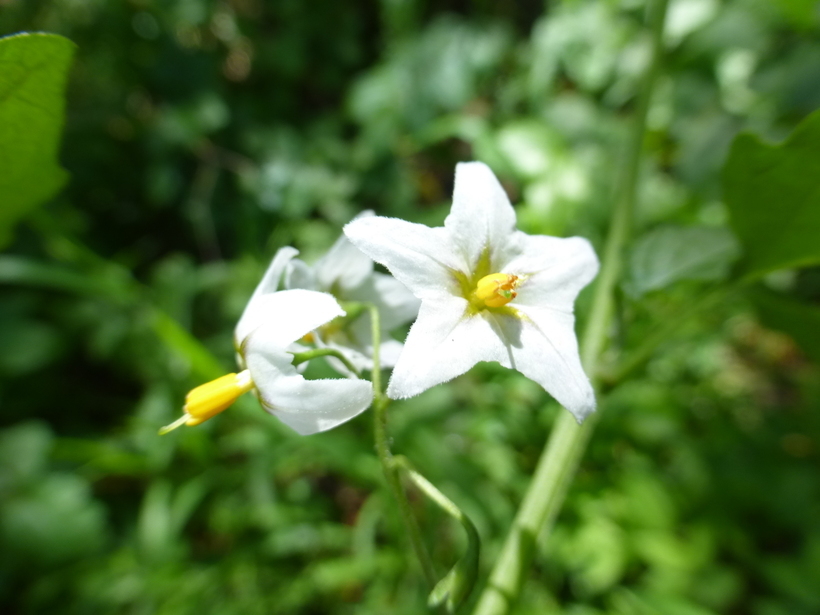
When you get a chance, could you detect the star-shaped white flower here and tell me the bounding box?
[161,255,373,436]
[344,162,599,421]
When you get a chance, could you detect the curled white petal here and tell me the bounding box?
[349,272,420,330]
[235,289,344,348]
[285,258,317,291]
[244,337,373,435]
[236,247,298,340]
[314,211,375,291]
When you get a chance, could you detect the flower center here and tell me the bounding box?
[473,273,519,308]
[159,370,254,434]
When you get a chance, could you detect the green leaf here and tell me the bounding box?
[392,456,480,614]
[750,286,820,364]
[625,225,740,297]
[723,109,820,277]
[0,33,75,247]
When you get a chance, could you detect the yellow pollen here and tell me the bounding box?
[159,370,253,434]
[474,273,519,308]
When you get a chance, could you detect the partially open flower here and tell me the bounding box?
[253,214,420,376]
[161,288,373,436]
[344,162,599,422]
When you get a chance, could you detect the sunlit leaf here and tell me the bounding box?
[0,33,75,247]
[625,225,740,297]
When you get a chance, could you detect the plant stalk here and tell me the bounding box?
[471,1,670,613]
[369,305,438,587]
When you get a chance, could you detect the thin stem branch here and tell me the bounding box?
[395,455,481,611]
[393,455,480,551]
[369,305,438,587]
[290,347,361,377]
[472,1,670,613]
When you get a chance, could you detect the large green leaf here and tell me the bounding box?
[723,109,820,277]
[625,225,740,298]
[0,33,75,247]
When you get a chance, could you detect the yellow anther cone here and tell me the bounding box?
[474,273,519,308]
[159,371,253,434]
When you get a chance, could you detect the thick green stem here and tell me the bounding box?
[369,305,438,587]
[472,1,670,613]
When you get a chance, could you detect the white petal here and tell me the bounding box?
[330,316,405,371]
[344,216,466,299]
[387,298,511,399]
[250,246,298,298]
[347,273,420,330]
[503,234,599,313]
[378,339,405,368]
[236,247,298,338]
[313,333,371,377]
[285,258,317,290]
[314,211,375,291]
[235,289,344,348]
[445,162,518,270]
[489,306,596,421]
[244,339,373,435]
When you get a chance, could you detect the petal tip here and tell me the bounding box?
[385,378,418,400]
[567,393,597,424]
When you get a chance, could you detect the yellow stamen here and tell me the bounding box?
[474,273,519,308]
[159,370,253,434]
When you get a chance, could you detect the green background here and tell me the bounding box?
[1,1,819,613]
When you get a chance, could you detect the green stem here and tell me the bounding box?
[394,455,481,612]
[394,456,479,543]
[290,347,361,377]
[472,1,670,613]
[369,305,383,395]
[369,305,438,587]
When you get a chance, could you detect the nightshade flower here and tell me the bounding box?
[256,216,420,375]
[344,162,599,421]
[161,274,373,436]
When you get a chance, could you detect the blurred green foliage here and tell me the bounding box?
[1,0,819,614]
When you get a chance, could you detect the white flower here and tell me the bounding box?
[236,289,374,435]
[246,215,420,375]
[343,162,599,421]
[161,256,373,436]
